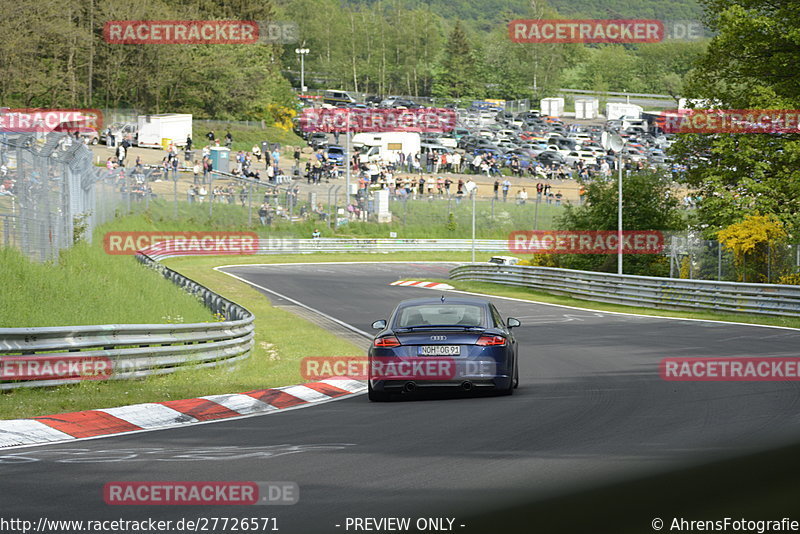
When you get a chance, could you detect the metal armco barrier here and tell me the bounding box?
[0,251,254,390]
[450,264,800,317]
[143,238,510,260]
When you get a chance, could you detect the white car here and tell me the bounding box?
[488,256,521,266]
[565,150,598,166]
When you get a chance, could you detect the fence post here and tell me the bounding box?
[248,184,253,226]
[209,173,214,218]
[767,243,771,283]
[717,241,722,281]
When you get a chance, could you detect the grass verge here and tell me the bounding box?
[0,243,212,327]
[0,253,366,420]
[106,195,561,239]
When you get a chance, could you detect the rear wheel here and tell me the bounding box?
[368,382,390,402]
[513,356,519,389]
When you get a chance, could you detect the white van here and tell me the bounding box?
[352,132,421,163]
[323,90,357,106]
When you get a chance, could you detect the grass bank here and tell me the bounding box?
[108,195,561,239]
[0,243,211,327]
[0,251,367,420]
[192,121,304,155]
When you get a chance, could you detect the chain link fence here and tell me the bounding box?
[0,132,125,262]
[665,235,800,284]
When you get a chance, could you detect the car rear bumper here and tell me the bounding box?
[370,375,512,393]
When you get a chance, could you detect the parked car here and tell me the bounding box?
[324,145,346,164]
[308,132,329,149]
[537,151,567,166]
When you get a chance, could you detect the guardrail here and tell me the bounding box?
[143,238,510,261]
[450,264,800,317]
[0,251,254,390]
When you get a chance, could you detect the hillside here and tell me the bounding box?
[351,0,703,29]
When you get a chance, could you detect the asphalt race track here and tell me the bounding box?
[3,262,800,533]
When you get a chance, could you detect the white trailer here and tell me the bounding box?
[137,114,193,148]
[540,97,565,117]
[606,103,643,121]
[575,98,599,120]
[352,132,421,163]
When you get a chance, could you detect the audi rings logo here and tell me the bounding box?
[430,336,447,341]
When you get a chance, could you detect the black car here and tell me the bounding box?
[308,132,329,149]
[537,151,567,165]
[368,297,521,401]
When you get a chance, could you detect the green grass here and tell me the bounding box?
[0,242,212,327]
[0,257,364,420]
[436,279,800,330]
[164,251,478,271]
[110,195,561,240]
[192,121,304,157]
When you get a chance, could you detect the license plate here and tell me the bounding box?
[418,345,461,356]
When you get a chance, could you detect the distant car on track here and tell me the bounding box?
[368,297,521,401]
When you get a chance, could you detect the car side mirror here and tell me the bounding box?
[507,317,521,329]
[371,319,387,330]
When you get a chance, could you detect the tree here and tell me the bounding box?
[672,0,800,238]
[717,213,791,283]
[554,171,685,275]
[431,21,480,99]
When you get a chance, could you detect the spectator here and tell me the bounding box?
[502,178,511,202]
[493,179,500,199]
[193,162,201,184]
[294,147,301,170]
[517,187,528,205]
[252,144,262,162]
[258,202,270,225]
[186,135,193,151]
[206,130,215,142]
[198,185,207,203]
[312,228,321,239]
[116,144,126,167]
[452,152,462,173]
[225,131,233,148]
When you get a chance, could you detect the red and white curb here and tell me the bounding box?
[0,379,365,449]
[391,280,454,290]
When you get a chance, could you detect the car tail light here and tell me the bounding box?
[374,336,401,348]
[476,335,507,346]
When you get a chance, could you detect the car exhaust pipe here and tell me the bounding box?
[461,381,473,391]
[403,381,417,393]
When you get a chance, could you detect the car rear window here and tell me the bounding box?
[395,304,485,328]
